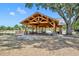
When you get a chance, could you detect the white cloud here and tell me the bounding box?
[16,7,26,14]
[9,12,15,16]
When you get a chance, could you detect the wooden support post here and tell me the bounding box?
[45,27,46,33]
[32,28,34,33]
[24,25,27,35]
[36,26,37,32]
[39,26,40,33]
[36,26,37,33]
[32,26,33,33]
[42,27,43,32]
[54,23,56,32]
[59,26,62,34]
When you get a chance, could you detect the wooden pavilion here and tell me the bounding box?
[20,12,62,35]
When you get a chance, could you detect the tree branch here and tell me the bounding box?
[58,10,68,24]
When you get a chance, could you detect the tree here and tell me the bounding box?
[0,26,6,30]
[14,24,21,30]
[6,26,14,30]
[20,25,26,29]
[25,3,79,35]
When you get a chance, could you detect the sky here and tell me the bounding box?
[0,3,62,26]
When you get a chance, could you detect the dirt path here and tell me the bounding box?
[0,45,79,56]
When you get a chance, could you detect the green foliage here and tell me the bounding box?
[25,3,79,24]
[0,24,25,30]
[0,26,6,30]
[14,24,21,30]
[73,19,79,30]
[6,26,14,30]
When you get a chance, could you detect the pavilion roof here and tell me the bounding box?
[20,12,62,27]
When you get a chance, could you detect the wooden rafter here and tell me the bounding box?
[20,12,62,28]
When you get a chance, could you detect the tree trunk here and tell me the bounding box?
[66,23,72,35]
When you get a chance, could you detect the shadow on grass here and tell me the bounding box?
[0,34,79,51]
[0,35,23,51]
[31,36,79,51]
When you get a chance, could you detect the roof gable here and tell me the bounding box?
[20,12,59,25]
